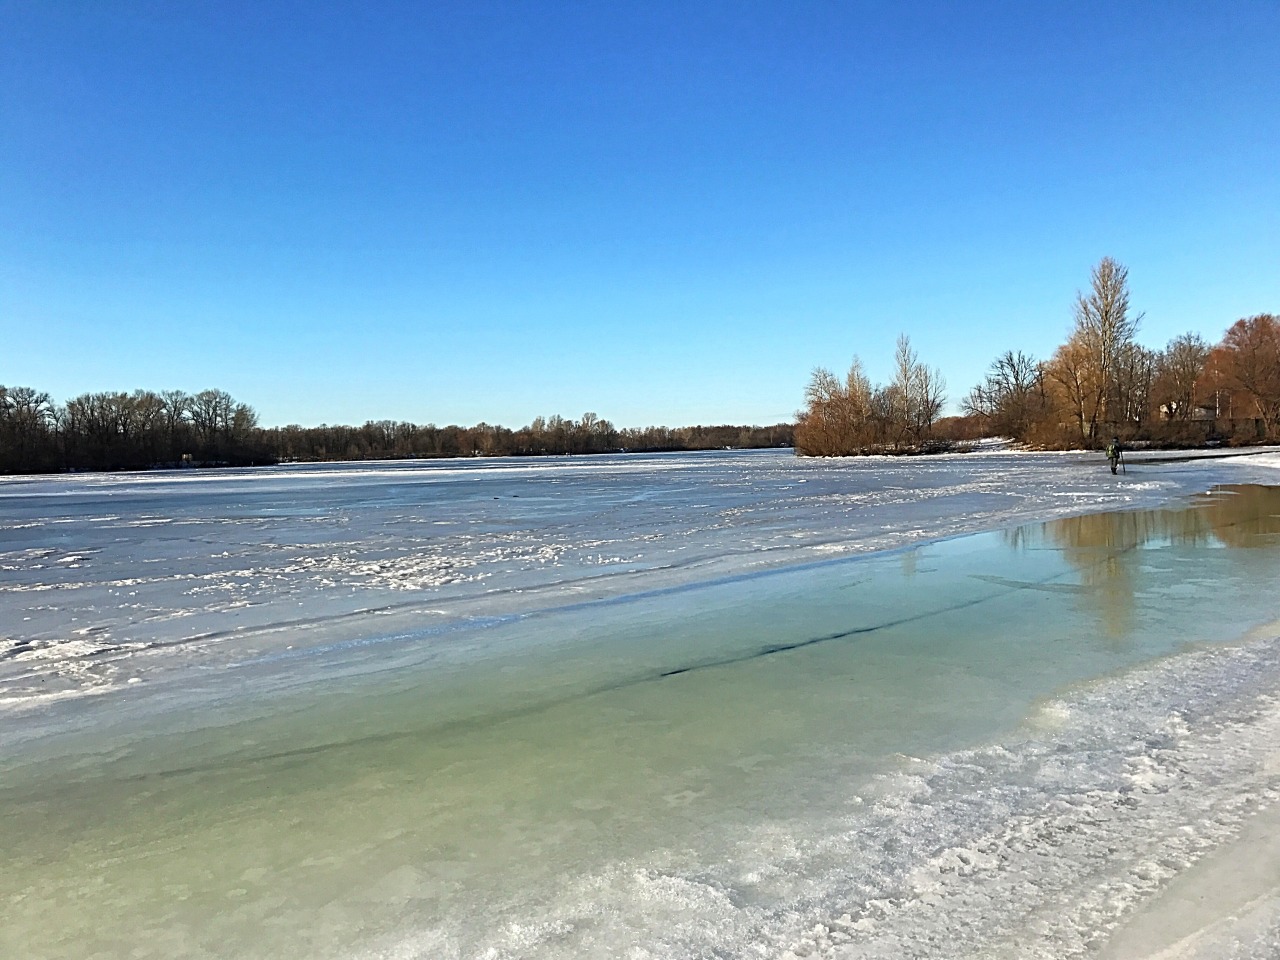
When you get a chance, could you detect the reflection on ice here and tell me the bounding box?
[1038,482,1280,553]
[1017,484,1280,639]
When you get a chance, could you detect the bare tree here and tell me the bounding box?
[1153,333,1211,420]
[160,390,189,426]
[797,366,846,456]
[1044,257,1145,442]
[911,361,947,440]
[890,334,946,444]
[1111,342,1157,426]
[964,350,1045,440]
[797,339,945,455]
[0,386,54,471]
[1080,257,1141,435]
[1216,314,1280,438]
[1045,336,1094,441]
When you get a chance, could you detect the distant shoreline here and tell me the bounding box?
[0,443,798,480]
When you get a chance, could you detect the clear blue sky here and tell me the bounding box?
[3,1,1277,428]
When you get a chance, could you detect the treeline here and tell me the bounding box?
[795,334,947,456]
[0,388,792,474]
[263,415,792,462]
[962,258,1279,447]
[0,388,269,473]
[798,256,1279,456]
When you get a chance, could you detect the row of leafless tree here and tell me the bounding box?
[0,386,793,473]
[963,258,1280,446]
[263,416,792,462]
[795,335,947,456]
[0,387,266,473]
[797,257,1279,456]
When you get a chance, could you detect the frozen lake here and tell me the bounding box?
[3,449,1280,958]
[4,447,1274,708]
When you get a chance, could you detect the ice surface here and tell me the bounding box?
[3,448,1279,708]
[3,450,1280,959]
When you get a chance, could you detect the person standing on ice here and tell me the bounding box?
[1105,437,1123,474]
